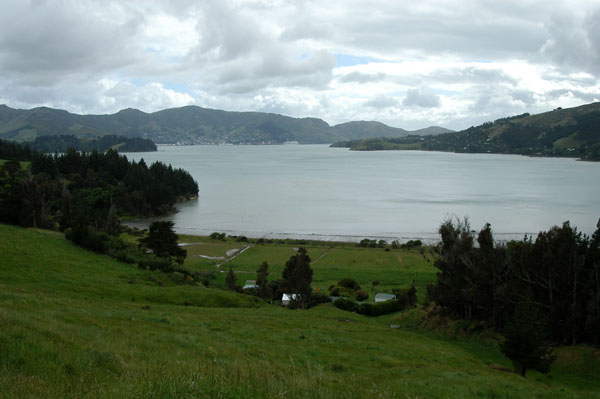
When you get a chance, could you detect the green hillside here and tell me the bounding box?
[1,224,599,398]
[0,104,448,145]
[332,102,600,160]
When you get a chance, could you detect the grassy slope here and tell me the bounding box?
[1,224,599,398]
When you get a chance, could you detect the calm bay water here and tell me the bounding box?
[126,145,600,243]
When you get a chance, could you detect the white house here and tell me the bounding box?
[281,293,299,306]
[242,280,258,290]
[374,293,396,302]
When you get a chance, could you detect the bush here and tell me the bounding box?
[195,270,216,286]
[210,232,226,241]
[358,299,403,317]
[358,239,377,248]
[306,293,332,308]
[268,279,285,300]
[355,289,369,301]
[334,298,359,312]
[107,247,140,264]
[66,226,110,254]
[138,256,174,272]
[338,278,361,291]
[401,239,423,248]
[395,283,417,308]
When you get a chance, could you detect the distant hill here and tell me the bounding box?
[0,104,449,145]
[332,102,600,161]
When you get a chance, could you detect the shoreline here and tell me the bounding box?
[123,218,534,245]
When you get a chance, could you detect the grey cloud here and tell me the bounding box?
[281,1,550,61]
[191,2,263,62]
[403,89,441,108]
[431,66,518,87]
[365,95,398,108]
[547,89,600,103]
[209,49,335,94]
[541,7,600,74]
[338,72,387,84]
[510,90,536,106]
[0,1,142,84]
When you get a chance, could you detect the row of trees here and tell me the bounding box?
[427,218,600,375]
[428,218,600,345]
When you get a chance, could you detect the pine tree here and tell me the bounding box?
[500,303,556,377]
[226,266,237,291]
[138,221,187,265]
[281,248,313,308]
[256,261,270,299]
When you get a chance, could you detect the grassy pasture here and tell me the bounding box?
[1,224,599,398]
[179,235,436,297]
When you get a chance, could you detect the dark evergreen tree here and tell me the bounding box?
[256,261,270,299]
[138,221,187,265]
[226,266,237,291]
[432,217,478,319]
[281,247,313,308]
[500,303,556,377]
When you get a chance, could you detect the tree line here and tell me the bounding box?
[427,218,600,375]
[0,138,198,232]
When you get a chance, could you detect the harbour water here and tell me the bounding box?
[125,145,600,243]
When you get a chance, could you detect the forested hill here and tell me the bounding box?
[0,138,198,230]
[0,104,448,145]
[332,102,600,161]
[25,134,157,153]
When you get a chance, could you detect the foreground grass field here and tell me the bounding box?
[1,224,599,398]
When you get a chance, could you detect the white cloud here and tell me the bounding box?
[0,0,599,129]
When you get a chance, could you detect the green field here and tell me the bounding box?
[1,224,599,398]
[180,235,436,298]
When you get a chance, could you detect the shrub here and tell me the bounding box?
[107,247,139,264]
[334,298,359,312]
[268,279,285,300]
[195,270,216,286]
[209,232,226,241]
[138,256,174,272]
[395,283,417,308]
[401,239,423,248]
[355,289,369,301]
[358,299,402,317]
[338,278,361,291]
[358,238,377,248]
[306,293,332,308]
[66,225,110,254]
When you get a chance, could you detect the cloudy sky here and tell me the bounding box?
[1,0,599,130]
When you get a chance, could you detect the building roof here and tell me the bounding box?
[374,293,396,302]
[282,293,299,302]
